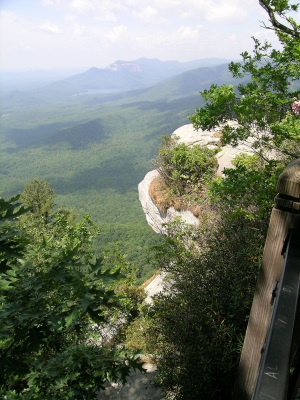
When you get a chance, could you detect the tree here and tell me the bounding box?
[147,1,300,398]
[189,0,300,162]
[20,178,55,220]
[0,192,143,399]
[0,195,28,270]
[208,153,283,220]
[258,0,300,38]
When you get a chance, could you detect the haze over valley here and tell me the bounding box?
[0,0,279,278]
[2,1,299,397]
[0,57,243,278]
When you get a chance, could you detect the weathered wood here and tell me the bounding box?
[252,230,300,399]
[234,158,300,400]
[277,158,300,198]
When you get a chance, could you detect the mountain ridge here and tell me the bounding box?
[1,57,236,107]
[47,57,235,95]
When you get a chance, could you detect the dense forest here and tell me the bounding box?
[1,0,300,398]
[0,57,238,281]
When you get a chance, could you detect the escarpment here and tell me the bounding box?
[138,122,253,234]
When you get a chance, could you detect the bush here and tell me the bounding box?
[148,211,268,399]
[154,135,219,196]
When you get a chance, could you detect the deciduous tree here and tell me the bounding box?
[20,178,55,220]
[190,0,300,161]
[0,193,143,399]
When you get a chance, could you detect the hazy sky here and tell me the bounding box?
[0,0,281,71]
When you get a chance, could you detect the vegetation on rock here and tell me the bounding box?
[154,135,218,197]
[190,1,300,162]
[142,1,300,399]
[149,212,267,399]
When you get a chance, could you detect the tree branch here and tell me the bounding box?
[259,0,300,38]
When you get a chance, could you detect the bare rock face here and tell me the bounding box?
[173,122,253,176]
[138,123,253,234]
[106,61,142,73]
[171,123,221,147]
[144,273,168,304]
[138,170,199,234]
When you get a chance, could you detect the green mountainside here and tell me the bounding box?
[0,60,241,279]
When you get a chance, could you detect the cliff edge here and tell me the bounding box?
[138,123,253,234]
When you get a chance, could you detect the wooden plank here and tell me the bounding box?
[234,210,299,399]
[252,229,300,399]
[277,159,300,198]
[234,158,300,399]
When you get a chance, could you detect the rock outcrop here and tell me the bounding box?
[138,170,200,234]
[170,122,253,175]
[138,123,253,234]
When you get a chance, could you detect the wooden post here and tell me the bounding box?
[234,158,300,399]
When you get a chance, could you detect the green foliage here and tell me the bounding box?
[0,194,144,398]
[96,222,163,283]
[123,310,155,354]
[146,2,300,398]
[258,0,300,39]
[0,57,239,278]
[190,84,237,130]
[0,95,191,278]
[20,178,55,219]
[208,154,284,220]
[189,2,300,160]
[6,345,141,399]
[154,135,218,195]
[0,195,28,269]
[148,213,267,399]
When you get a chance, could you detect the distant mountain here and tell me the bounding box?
[48,66,143,95]
[0,58,239,110]
[105,61,143,73]
[42,57,235,97]
[78,62,249,126]
[87,62,240,107]
[135,62,235,100]
[104,57,233,76]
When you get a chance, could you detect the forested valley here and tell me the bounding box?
[1,0,300,398]
[0,58,235,280]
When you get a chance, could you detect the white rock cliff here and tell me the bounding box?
[138,123,253,234]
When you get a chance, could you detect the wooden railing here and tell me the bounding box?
[234,158,300,400]
[252,229,300,399]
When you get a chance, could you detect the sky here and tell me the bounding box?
[0,0,282,72]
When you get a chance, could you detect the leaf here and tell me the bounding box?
[87,307,107,324]
[0,279,14,290]
[65,309,79,328]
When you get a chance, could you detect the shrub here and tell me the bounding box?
[154,135,219,196]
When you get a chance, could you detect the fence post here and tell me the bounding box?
[233,158,300,400]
